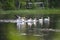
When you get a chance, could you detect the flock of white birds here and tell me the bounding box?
[0,16,50,33]
[14,16,50,33]
[16,16,50,27]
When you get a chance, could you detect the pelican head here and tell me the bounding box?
[46,16,50,19]
[41,17,43,19]
[18,17,21,19]
[34,18,37,19]
[22,17,26,19]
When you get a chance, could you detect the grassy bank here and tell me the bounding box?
[0,9,60,14]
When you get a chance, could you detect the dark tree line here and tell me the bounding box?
[0,0,60,10]
[49,0,60,8]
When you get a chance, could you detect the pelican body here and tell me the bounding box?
[33,18,37,26]
[44,17,50,28]
[39,17,43,26]
[44,17,50,25]
[27,18,33,27]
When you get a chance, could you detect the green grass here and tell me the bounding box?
[0,9,60,14]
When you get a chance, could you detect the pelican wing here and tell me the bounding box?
[0,19,17,23]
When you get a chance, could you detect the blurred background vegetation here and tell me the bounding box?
[0,0,60,10]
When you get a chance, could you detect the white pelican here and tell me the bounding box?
[21,17,26,25]
[27,18,33,27]
[16,16,22,32]
[39,17,43,26]
[33,18,37,26]
[21,17,26,32]
[44,17,50,27]
[16,16,27,32]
